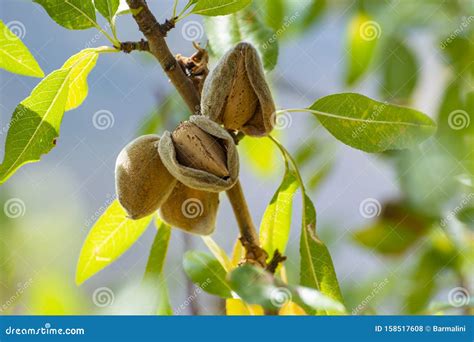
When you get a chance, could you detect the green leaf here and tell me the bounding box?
[457,207,474,228]
[75,200,153,285]
[191,0,252,16]
[228,264,346,313]
[61,49,99,111]
[0,69,71,184]
[204,6,279,71]
[0,20,44,78]
[381,37,418,103]
[299,194,344,313]
[259,168,299,258]
[308,93,437,152]
[259,0,285,31]
[183,251,232,298]
[269,137,344,314]
[299,0,326,32]
[143,219,173,315]
[94,0,120,23]
[34,0,97,30]
[345,11,380,85]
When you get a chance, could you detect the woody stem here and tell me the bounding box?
[126,0,264,266]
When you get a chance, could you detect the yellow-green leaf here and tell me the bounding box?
[75,200,153,285]
[0,69,70,184]
[143,218,173,315]
[241,135,280,176]
[259,168,299,258]
[62,49,99,111]
[0,20,44,78]
[191,0,252,16]
[94,0,120,23]
[34,0,97,30]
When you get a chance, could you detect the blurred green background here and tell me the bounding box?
[0,0,472,315]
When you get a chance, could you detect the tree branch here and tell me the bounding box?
[126,0,200,114]
[126,0,265,267]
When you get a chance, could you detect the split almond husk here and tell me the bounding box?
[201,42,276,137]
[160,182,219,235]
[158,115,239,192]
[115,135,177,219]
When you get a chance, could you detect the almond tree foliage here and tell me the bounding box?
[0,0,472,315]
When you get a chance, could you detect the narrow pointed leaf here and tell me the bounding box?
[0,20,44,78]
[183,251,232,298]
[259,168,299,258]
[0,69,70,184]
[94,0,120,23]
[299,194,344,313]
[309,93,437,152]
[191,0,252,16]
[143,219,173,315]
[34,0,97,30]
[62,49,99,111]
[75,200,153,285]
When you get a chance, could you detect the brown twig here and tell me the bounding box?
[126,0,200,114]
[119,39,150,53]
[226,182,268,267]
[265,250,287,274]
[126,0,265,268]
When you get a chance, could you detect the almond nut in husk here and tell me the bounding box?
[201,42,276,137]
[115,135,177,219]
[158,115,239,192]
[160,182,219,235]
